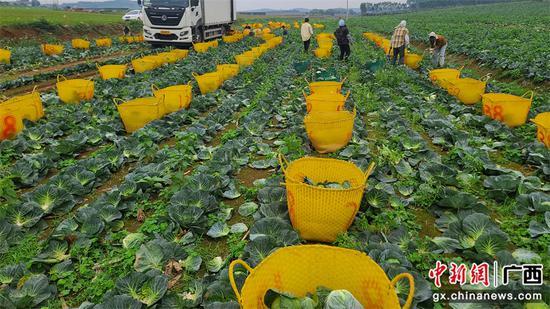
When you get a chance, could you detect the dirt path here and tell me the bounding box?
[0,48,145,83]
[3,70,98,97]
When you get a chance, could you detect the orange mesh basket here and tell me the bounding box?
[152,83,192,113]
[531,112,550,148]
[304,109,355,154]
[229,245,414,309]
[482,91,533,127]
[279,155,375,242]
[0,87,44,122]
[304,91,349,113]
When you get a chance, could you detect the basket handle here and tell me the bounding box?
[229,259,253,304]
[341,76,348,84]
[32,86,38,94]
[364,162,375,181]
[343,90,351,101]
[56,75,67,83]
[278,153,290,174]
[151,84,160,95]
[113,98,124,106]
[449,86,460,97]
[192,72,199,78]
[96,63,101,70]
[480,73,491,82]
[521,91,534,102]
[458,65,465,72]
[390,273,415,309]
[303,90,309,99]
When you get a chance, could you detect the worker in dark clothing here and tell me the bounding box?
[429,32,448,67]
[334,19,351,61]
[123,25,131,36]
[281,25,288,36]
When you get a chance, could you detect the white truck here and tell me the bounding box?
[137,0,236,47]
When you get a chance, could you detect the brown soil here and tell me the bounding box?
[3,70,98,97]
[0,24,126,42]
[0,49,144,84]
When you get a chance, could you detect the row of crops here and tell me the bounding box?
[0,35,146,75]
[354,1,550,83]
[0,9,548,309]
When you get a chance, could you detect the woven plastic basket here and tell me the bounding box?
[229,245,414,309]
[279,155,375,242]
[304,109,356,153]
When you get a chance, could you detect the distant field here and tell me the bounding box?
[0,7,124,26]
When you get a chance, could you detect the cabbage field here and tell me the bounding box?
[0,1,549,308]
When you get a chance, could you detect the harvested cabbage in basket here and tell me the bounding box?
[264,286,363,309]
[303,177,351,189]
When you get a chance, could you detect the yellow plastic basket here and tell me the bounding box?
[314,48,332,59]
[279,155,375,242]
[242,50,259,60]
[305,91,350,113]
[304,109,356,154]
[71,39,90,49]
[193,42,210,53]
[317,38,334,49]
[0,49,11,64]
[142,55,165,66]
[95,38,112,47]
[132,58,158,73]
[482,91,534,127]
[216,64,240,81]
[448,77,488,105]
[0,112,24,141]
[169,49,189,59]
[152,83,192,113]
[308,78,346,95]
[114,96,166,133]
[404,53,423,69]
[56,75,94,104]
[208,40,219,48]
[192,72,221,95]
[235,54,254,67]
[531,112,550,148]
[229,245,414,309]
[97,64,127,80]
[0,88,44,122]
[429,67,462,87]
[157,52,179,64]
[41,44,64,56]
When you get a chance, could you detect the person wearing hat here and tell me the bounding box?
[334,19,351,61]
[301,17,314,53]
[429,32,448,67]
[390,20,409,65]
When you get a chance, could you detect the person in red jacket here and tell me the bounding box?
[429,32,448,67]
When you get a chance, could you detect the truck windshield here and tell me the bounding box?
[143,0,189,8]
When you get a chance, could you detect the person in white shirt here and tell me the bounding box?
[301,17,314,53]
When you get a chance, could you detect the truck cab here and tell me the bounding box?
[138,0,236,47]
